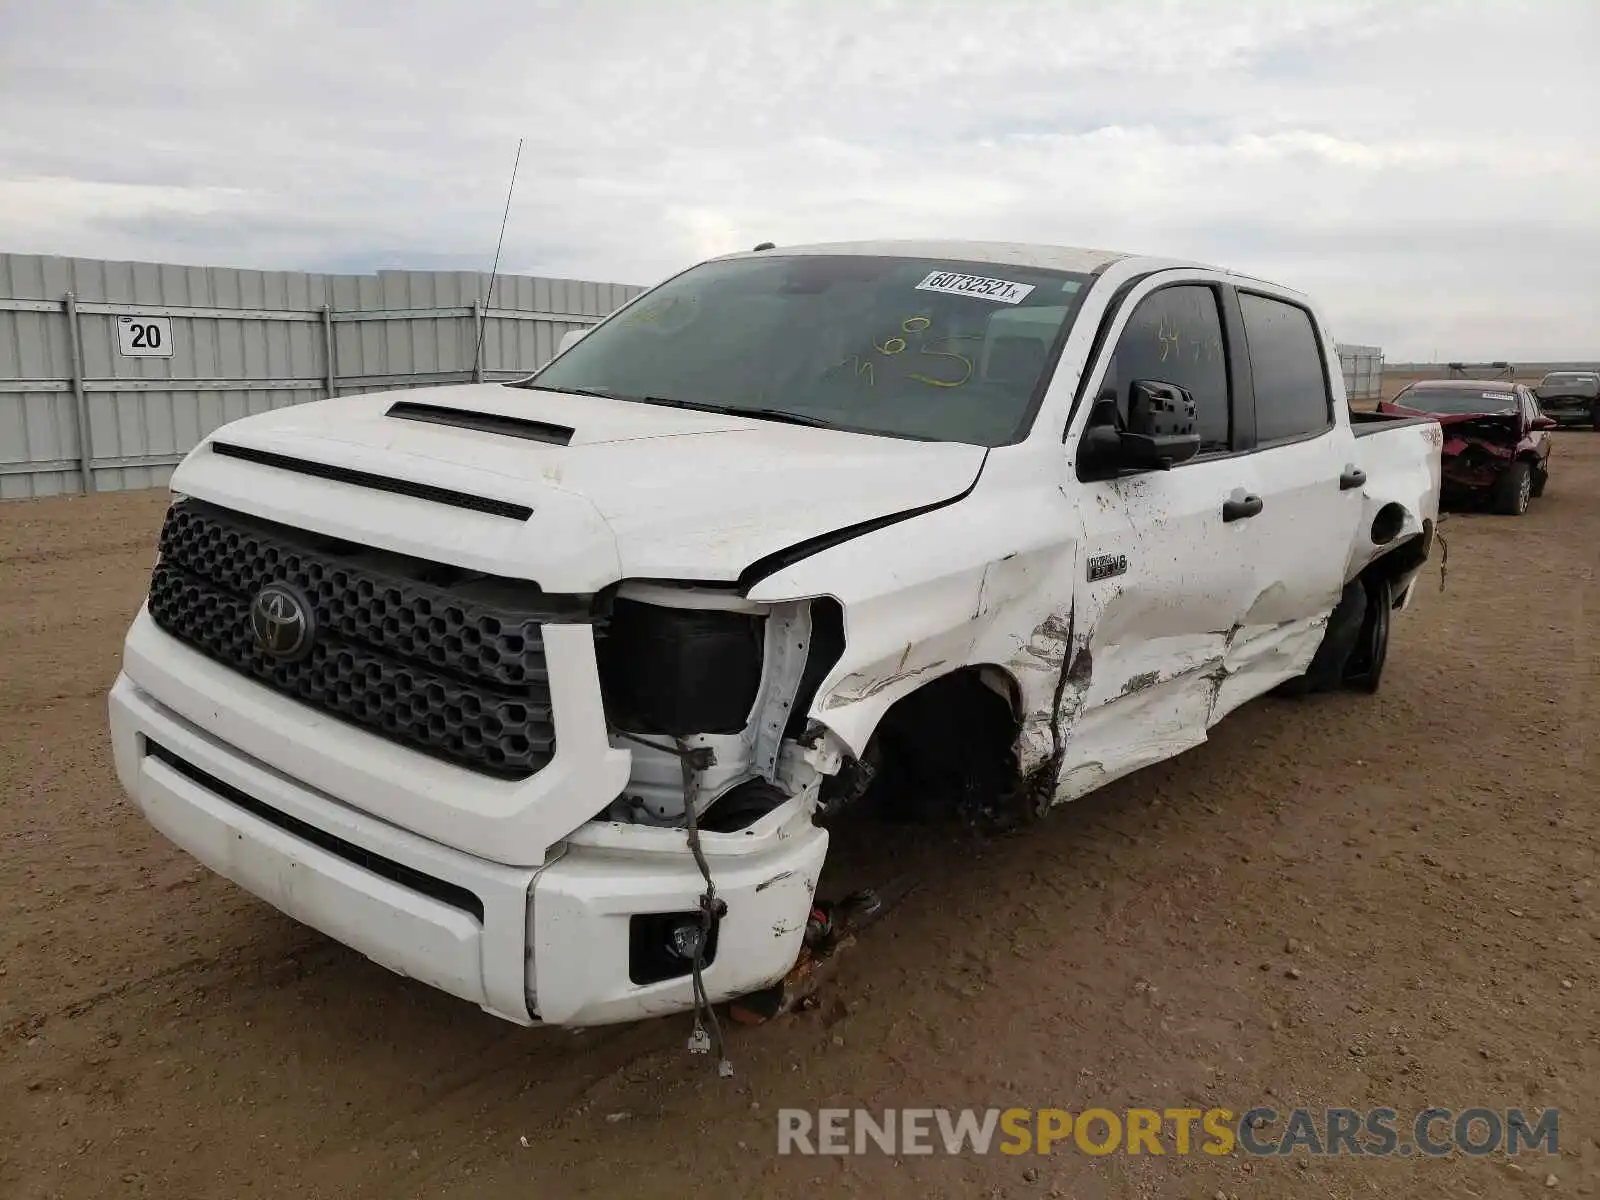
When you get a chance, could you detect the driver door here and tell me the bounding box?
[1054,276,1261,800]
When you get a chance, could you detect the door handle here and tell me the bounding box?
[1222,493,1264,522]
[1340,465,1367,490]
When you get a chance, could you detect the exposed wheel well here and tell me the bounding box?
[1360,517,1433,607]
[855,664,1023,822]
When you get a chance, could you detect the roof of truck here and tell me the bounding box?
[713,239,1149,275]
[703,239,1323,304]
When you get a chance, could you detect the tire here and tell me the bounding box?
[1493,460,1532,516]
[1531,466,1548,498]
[1275,578,1367,697]
[1591,407,1600,432]
[1342,575,1392,693]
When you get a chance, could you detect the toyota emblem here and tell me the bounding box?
[249,582,315,661]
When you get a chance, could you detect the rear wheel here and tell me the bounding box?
[1493,460,1532,516]
[1342,575,1392,693]
[1531,465,1548,498]
[1591,407,1600,432]
[1275,579,1367,697]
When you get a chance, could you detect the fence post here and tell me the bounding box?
[321,304,336,398]
[471,298,484,383]
[63,292,94,494]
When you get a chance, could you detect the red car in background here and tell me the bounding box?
[1379,380,1556,516]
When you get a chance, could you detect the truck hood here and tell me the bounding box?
[169,383,987,591]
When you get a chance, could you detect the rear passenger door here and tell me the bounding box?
[1214,287,1363,712]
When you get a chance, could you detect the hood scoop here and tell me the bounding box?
[385,400,575,446]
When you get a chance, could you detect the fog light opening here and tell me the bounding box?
[629,910,721,985]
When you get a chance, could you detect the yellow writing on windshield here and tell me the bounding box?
[836,355,876,386]
[833,317,977,391]
[910,335,978,389]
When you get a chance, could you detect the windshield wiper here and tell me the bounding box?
[729,407,833,428]
[630,397,834,427]
[504,384,835,429]
[606,394,836,428]
[505,382,629,400]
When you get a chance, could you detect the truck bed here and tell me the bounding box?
[1349,409,1437,437]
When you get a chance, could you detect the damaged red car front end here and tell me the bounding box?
[1433,412,1524,492]
[1379,381,1553,513]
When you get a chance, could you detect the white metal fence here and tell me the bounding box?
[1337,343,1384,403]
[2,250,1392,500]
[0,252,645,499]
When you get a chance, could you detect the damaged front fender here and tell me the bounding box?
[776,567,990,758]
[745,475,1080,762]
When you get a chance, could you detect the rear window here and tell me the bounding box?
[1395,387,1519,415]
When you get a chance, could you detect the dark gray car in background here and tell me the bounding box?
[1534,370,1600,429]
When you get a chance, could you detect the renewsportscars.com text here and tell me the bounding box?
[776,1106,1560,1157]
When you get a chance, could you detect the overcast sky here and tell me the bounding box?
[2,0,1596,360]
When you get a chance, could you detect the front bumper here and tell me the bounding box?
[109,674,828,1026]
[117,605,633,868]
[1440,448,1514,493]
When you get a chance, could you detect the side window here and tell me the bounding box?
[1238,292,1332,443]
[1102,285,1230,452]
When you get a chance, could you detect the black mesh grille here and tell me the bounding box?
[147,499,570,779]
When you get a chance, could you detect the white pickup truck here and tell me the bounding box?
[109,240,1442,1033]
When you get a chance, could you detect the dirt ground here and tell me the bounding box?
[2,435,1597,1200]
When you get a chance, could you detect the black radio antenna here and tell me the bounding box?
[473,137,523,381]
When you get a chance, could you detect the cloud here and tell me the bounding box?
[1,0,1595,358]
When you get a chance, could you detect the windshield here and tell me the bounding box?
[513,254,1094,445]
[1394,386,1520,415]
[1539,373,1599,392]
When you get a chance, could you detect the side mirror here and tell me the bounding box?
[1532,415,1558,431]
[1079,414,1124,477]
[557,327,589,355]
[1121,380,1201,469]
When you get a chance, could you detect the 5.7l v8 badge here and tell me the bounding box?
[1087,553,1128,582]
